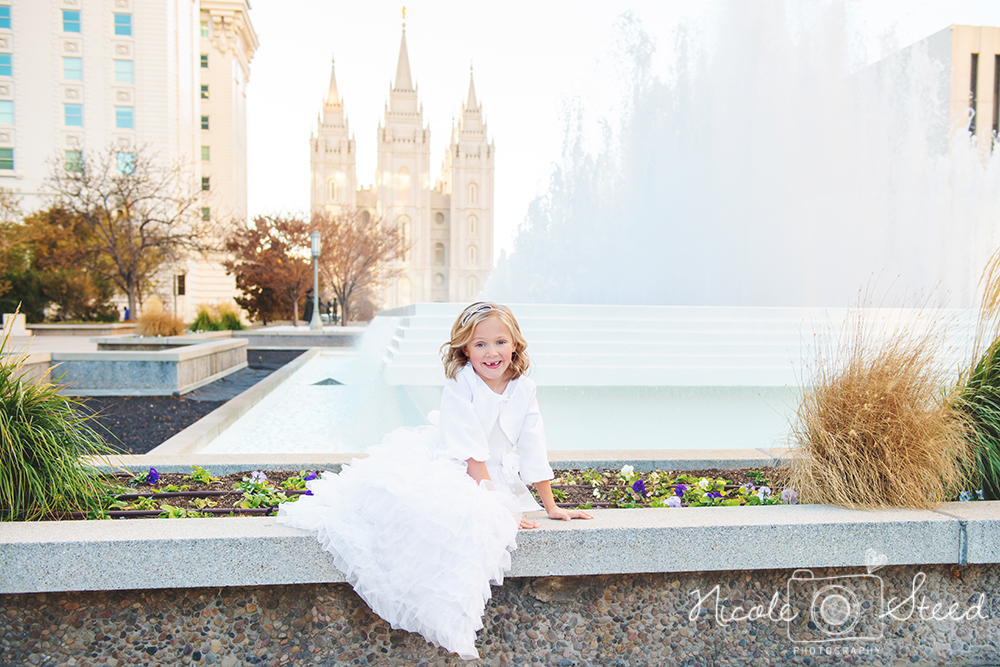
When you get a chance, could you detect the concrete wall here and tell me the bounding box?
[1,565,996,666]
[51,338,247,395]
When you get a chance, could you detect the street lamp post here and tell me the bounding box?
[310,231,322,331]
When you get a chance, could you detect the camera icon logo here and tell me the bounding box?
[786,569,884,643]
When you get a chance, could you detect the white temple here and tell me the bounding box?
[309,21,494,307]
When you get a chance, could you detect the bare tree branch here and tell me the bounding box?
[44,145,211,316]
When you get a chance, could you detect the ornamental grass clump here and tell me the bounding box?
[953,250,1000,500]
[0,327,118,520]
[790,311,973,510]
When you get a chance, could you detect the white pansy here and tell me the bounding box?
[698,478,710,490]
[621,465,634,478]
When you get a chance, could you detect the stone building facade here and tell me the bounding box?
[0,0,257,321]
[310,24,494,307]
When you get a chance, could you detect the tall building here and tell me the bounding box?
[1,0,257,320]
[892,25,1000,149]
[310,22,494,307]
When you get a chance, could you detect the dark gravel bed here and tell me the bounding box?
[76,349,303,455]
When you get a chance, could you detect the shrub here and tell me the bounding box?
[954,337,1000,499]
[954,250,1000,500]
[189,301,244,332]
[189,308,219,332]
[137,296,184,336]
[790,311,974,509]
[0,325,117,520]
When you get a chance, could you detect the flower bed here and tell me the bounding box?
[42,465,799,520]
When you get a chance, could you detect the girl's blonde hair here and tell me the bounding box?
[440,302,530,380]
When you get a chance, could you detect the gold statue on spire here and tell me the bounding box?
[402,6,406,21]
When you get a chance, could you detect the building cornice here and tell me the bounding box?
[200,1,259,78]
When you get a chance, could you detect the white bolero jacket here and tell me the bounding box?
[436,364,554,485]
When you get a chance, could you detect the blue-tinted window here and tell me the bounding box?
[0,148,12,170]
[116,152,135,174]
[114,60,133,83]
[0,100,12,124]
[64,104,83,126]
[0,53,10,77]
[63,10,80,33]
[0,7,11,30]
[115,106,133,129]
[63,57,83,80]
[113,14,131,36]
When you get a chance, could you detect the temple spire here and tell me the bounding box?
[394,21,413,91]
[325,56,340,106]
[466,64,478,109]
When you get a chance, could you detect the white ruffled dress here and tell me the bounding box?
[276,364,554,660]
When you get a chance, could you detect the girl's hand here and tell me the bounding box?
[546,507,593,521]
[519,517,539,529]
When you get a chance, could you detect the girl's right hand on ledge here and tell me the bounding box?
[519,517,539,529]
[547,507,594,521]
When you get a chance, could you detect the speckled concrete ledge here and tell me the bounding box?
[3,502,998,595]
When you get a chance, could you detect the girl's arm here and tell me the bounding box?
[467,458,538,530]
[534,480,593,522]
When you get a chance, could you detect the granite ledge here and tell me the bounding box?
[2,502,997,595]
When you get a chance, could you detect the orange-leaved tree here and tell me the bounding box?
[223,215,312,325]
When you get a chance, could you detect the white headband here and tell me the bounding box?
[460,303,494,327]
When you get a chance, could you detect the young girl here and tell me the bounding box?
[277,302,591,660]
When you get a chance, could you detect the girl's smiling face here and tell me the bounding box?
[465,316,515,393]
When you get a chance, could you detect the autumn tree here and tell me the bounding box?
[45,145,211,316]
[19,207,118,321]
[223,215,313,325]
[311,208,406,326]
[0,187,22,300]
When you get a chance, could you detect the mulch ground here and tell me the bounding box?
[72,466,792,520]
[76,349,303,455]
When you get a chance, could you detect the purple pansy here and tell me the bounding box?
[249,471,267,484]
[781,488,799,505]
[666,496,681,508]
[147,467,159,485]
[674,484,687,498]
[706,491,721,501]
[303,471,318,482]
[632,479,647,498]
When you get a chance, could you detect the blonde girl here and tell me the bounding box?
[278,302,591,660]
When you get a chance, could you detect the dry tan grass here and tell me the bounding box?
[790,313,974,509]
[136,297,184,337]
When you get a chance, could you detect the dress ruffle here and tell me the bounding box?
[276,425,520,660]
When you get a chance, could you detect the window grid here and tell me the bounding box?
[64,104,83,126]
[201,176,210,191]
[63,10,81,33]
[0,53,11,77]
[114,60,133,84]
[200,54,208,68]
[201,207,210,221]
[201,85,209,99]
[0,147,12,170]
[65,150,83,172]
[0,6,11,30]
[63,57,83,80]
[0,100,11,124]
[113,14,131,36]
[200,115,209,130]
[200,20,208,37]
[201,146,210,161]
[115,106,133,129]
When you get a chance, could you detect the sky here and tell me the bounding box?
[245,1,1000,261]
